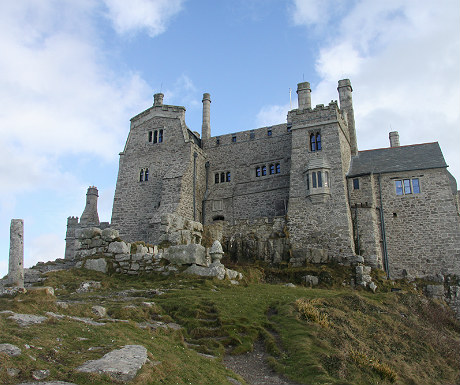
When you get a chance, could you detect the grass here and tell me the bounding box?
[0,266,459,385]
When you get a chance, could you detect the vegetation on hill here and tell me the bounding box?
[0,265,459,385]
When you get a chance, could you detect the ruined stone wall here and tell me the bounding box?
[375,169,460,278]
[287,103,355,263]
[203,123,291,225]
[111,103,202,245]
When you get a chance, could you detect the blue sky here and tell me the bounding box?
[1,0,459,277]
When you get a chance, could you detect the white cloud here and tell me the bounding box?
[256,103,290,127]
[103,0,184,37]
[290,0,460,181]
[25,233,65,268]
[164,74,201,109]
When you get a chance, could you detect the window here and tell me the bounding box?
[215,173,219,184]
[226,171,231,182]
[216,138,220,145]
[148,131,153,142]
[403,179,412,194]
[145,168,149,181]
[139,169,144,182]
[310,132,322,152]
[256,167,261,177]
[312,172,317,188]
[306,173,310,190]
[395,178,421,195]
[395,180,403,195]
[317,171,322,187]
[158,129,163,143]
[232,135,237,143]
[262,166,267,176]
[412,178,420,194]
[267,129,272,136]
[215,171,231,183]
[325,171,329,187]
[153,130,158,144]
[316,133,322,150]
[269,164,275,175]
[353,178,359,190]
[276,163,280,174]
[250,131,255,139]
[220,172,225,183]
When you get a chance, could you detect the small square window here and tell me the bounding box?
[267,129,272,136]
[216,138,220,145]
[353,178,359,190]
[395,180,403,195]
[276,163,280,174]
[232,135,237,143]
[403,179,412,194]
[256,167,261,177]
[412,178,420,194]
[250,131,255,139]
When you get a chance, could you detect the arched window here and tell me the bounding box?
[220,172,225,183]
[306,173,310,190]
[312,172,317,188]
[269,164,275,175]
[317,171,322,187]
[145,168,149,181]
[158,129,163,143]
[139,169,144,182]
[226,171,231,182]
[310,133,316,151]
[256,167,261,177]
[153,130,158,144]
[262,166,267,176]
[316,133,321,151]
[215,173,219,184]
[276,163,280,174]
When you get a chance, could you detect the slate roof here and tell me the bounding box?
[348,142,447,177]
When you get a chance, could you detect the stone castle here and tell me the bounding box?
[65,79,460,279]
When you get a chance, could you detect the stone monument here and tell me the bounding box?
[8,219,24,288]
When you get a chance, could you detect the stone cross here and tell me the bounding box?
[8,219,24,288]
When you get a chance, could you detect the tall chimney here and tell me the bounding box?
[389,131,400,147]
[80,186,100,226]
[297,82,311,110]
[337,79,358,156]
[202,93,211,139]
[154,93,164,107]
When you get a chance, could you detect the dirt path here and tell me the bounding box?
[223,341,302,385]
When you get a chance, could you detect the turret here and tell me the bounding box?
[202,93,211,139]
[389,131,400,147]
[297,82,312,109]
[80,186,100,226]
[337,79,358,156]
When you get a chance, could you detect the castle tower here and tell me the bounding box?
[64,216,79,260]
[202,93,211,139]
[337,79,358,156]
[297,82,311,109]
[8,219,24,288]
[80,186,100,226]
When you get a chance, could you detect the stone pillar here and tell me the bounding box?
[338,79,358,156]
[80,186,100,226]
[202,93,211,140]
[296,82,311,110]
[153,93,164,107]
[389,131,400,147]
[65,216,79,260]
[8,219,24,288]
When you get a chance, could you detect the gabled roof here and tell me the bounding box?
[348,142,447,177]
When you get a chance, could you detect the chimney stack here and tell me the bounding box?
[337,79,358,156]
[154,93,164,107]
[389,131,400,147]
[297,82,311,110]
[80,186,100,226]
[202,93,211,139]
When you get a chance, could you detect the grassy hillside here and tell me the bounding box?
[1,265,459,385]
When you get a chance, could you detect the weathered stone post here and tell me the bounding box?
[8,219,24,288]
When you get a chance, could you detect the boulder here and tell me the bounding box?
[77,345,148,382]
[108,241,130,254]
[163,244,207,266]
[7,313,47,327]
[101,228,119,242]
[184,262,226,280]
[303,275,319,287]
[0,343,21,356]
[91,306,107,318]
[83,258,107,273]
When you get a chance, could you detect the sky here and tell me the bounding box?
[1,0,459,278]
